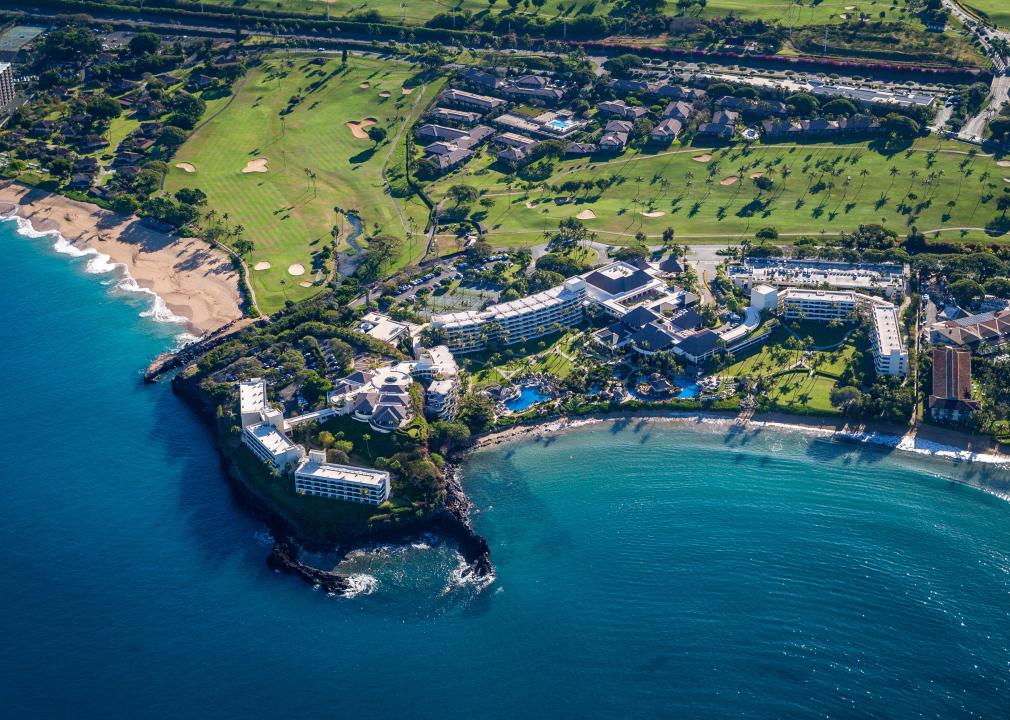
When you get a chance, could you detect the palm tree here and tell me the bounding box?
[362,433,372,459]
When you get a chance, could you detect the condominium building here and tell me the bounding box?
[870,303,908,377]
[426,378,459,420]
[294,450,390,505]
[778,289,907,377]
[928,347,980,423]
[780,289,858,322]
[431,278,587,353]
[0,63,15,110]
[242,410,305,470]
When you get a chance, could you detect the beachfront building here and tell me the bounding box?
[778,289,908,377]
[728,258,907,299]
[431,278,587,353]
[294,450,390,505]
[928,347,980,423]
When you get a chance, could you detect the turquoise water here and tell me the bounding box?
[504,384,553,412]
[3,218,1010,718]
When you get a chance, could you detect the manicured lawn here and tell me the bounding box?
[963,0,1010,29]
[165,53,441,312]
[701,0,901,24]
[468,330,582,387]
[766,370,839,414]
[427,138,1007,247]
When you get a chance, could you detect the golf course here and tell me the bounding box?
[425,138,1010,247]
[165,52,441,313]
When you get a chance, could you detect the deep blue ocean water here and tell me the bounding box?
[3,218,1010,719]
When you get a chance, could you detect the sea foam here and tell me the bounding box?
[2,213,197,343]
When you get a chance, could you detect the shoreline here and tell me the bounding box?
[0,181,243,336]
[472,410,1010,468]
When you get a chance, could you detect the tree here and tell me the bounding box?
[317,431,336,448]
[367,125,387,145]
[85,95,121,122]
[129,31,161,56]
[233,238,255,256]
[457,394,496,434]
[949,278,986,307]
[111,194,139,215]
[882,113,920,143]
[341,49,348,64]
[447,184,479,206]
[174,187,208,206]
[157,125,189,148]
[984,276,1010,298]
[755,226,778,241]
[49,157,73,179]
[786,92,819,117]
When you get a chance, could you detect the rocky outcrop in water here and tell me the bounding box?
[267,537,352,595]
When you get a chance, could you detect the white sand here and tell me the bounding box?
[720,176,739,186]
[288,263,306,276]
[749,171,765,179]
[0,182,242,333]
[379,91,391,98]
[175,162,196,173]
[359,81,370,89]
[640,210,665,218]
[576,209,597,220]
[402,87,414,95]
[346,118,377,139]
[254,261,272,270]
[299,281,313,288]
[242,158,268,173]
[997,160,1010,167]
[525,200,538,209]
[692,154,713,163]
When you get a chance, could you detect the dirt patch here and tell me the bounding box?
[359,81,370,89]
[692,154,713,163]
[749,171,765,179]
[242,158,269,173]
[175,162,196,173]
[720,176,739,186]
[346,118,377,139]
[998,160,1010,167]
[379,91,391,98]
[288,263,306,276]
[576,209,597,220]
[640,210,666,218]
[253,261,272,271]
[402,86,414,95]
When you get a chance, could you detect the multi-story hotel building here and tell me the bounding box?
[294,450,390,505]
[778,289,908,377]
[431,277,587,353]
[0,63,15,110]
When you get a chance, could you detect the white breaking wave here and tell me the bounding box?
[443,553,495,595]
[2,214,198,343]
[341,573,378,598]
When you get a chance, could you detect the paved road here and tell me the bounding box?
[685,244,731,306]
[944,0,1010,142]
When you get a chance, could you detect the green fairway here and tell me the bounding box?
[165,53,441,313]
[701,0,900,24]
[426,138,1010,247]
[962,0,1010,29]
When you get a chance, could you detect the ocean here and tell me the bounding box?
[2,217,1010,719]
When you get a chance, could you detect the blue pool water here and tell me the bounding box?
[3,216,1010,719]
[545,118,576,132]
[504,384,552,412]
[676,381,700,398]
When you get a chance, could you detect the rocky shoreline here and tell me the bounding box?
[170,369,494,597]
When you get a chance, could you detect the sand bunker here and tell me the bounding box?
[839,14,848,19]
[998,160,1010,167]
[288,263,306,276]
[640,210,665,218]
[576,209,597,220]
[402,86,414,95]
[253,261,271,271]
[346,118,377,139]
[299,281,313,288]
[692,154,713,163]
[379,91,391,98]
[359,81,370,89]
[845,5,856,9]
[720,176,739,186]
[242,158,269,173]
[749,171,765,179]
[175,162,196,173]
[1004,178,1010,183]
[525,200,538,209]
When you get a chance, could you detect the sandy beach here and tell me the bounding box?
[473,410,1010,467]
[0,182,243,334]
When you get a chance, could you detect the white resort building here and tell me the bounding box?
[294,450,390,505]
[728,258,907,299]
[431,278,587,353]
[329,345,462,429]
[236,380,392,505]
[776,288,908,377]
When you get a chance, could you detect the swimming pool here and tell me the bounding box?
[544,118,576,132]
[504,385,554,412]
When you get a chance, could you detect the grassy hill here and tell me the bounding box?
[165,53,441,313]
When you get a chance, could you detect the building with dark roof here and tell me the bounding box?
[674,328,721,364]
[930,309,1010,352]
[928,346,980,423]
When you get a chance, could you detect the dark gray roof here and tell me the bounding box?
[621,306,662,330]
[676,329,720,358]
[631,323,676,352]
[584,267,654,295]
[669,308,703,331]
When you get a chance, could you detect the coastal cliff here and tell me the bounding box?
[170,369,494,595]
